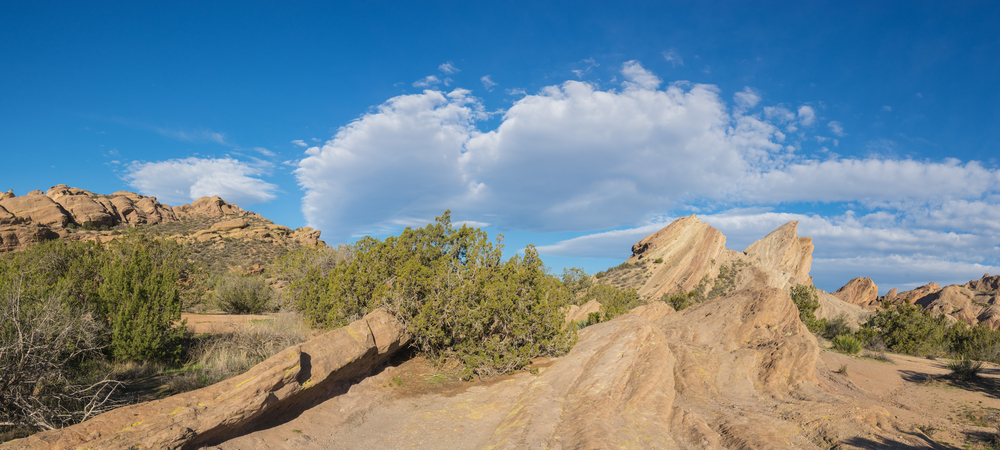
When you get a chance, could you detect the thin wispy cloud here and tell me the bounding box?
[572,58,599,78]
[480,75,497,91]
[291,140,308,147]
[663,48,684,67]
[828,121,845,136]
[438,62,459,74]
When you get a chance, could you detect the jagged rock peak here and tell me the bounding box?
[832,276,880,308]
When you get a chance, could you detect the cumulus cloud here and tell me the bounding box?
[620,60,661,90]
[413,75,442,87]
[438,62,459,74]
[294,60,1000,288]
[125,157,278,206]
[480,75,497,91]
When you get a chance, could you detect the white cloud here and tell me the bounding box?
[620,60,661,90]
[733,87,761,111]
[413,75,441,87]
[253,147,276,157]
[572,58,599,78]
[291,139,308,147]
[295,60,1000,287]
[125,157,278,206]
[438,62,459,74]
[480,75,497,91]
[827,120,845,136]
[506,88,527,96]
[662,49,684,67]
[882,105,892,112]
[797,105,816,126]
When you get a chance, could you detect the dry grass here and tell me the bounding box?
[166,313,310,392]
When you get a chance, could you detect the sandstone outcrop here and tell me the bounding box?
[880,278,1000,330]
[611,215,868,324]
[2,309,408,450]
[0,185,321,254]
[832,276,880,308]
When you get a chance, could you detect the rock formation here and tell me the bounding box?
[1,309,408,450]
[610,215,868,324]
[877,277,1000,330]
[0,185,323,253]
[831,276,880,308]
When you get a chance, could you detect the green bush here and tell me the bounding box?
[585,284,640,321]
[789,284,824,333]
[947,356,984,381]
[653,258,663,263]
[855,303,949,357]
[96,233,186,363]
[560,267,593,300]
[831,334,862,354]
[214,274,274,314]
[821,314,854,340]
[293,211,576,379]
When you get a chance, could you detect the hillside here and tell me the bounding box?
[8,214,1000,449]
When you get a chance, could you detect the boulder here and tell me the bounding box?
[45,185,116,227]
[0,194,72,227]
[564,299,602,325]
[2,309,409,450]
[832,277,880,308]
[211,218,249,232]
[967,274,1000,293]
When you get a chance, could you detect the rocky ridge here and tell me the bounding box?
[3,217,933,449]
[0,185,324,254]
[608,215,871,325]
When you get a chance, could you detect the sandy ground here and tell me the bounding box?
[180,313,275,334]
[206,347,1000,450]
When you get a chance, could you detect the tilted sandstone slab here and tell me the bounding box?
[482,287,900,449]
[967,273,1000,293]
[2,309,409,450]
[0,193,72,227]
[832,277,880,309]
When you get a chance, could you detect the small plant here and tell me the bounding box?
[835,364,848,375]
[916,424,937,437]
[214,274,274,314]
[862,350,894,363]
[831,335,862,354]
[653,258,663,263]
[947,356,984,381]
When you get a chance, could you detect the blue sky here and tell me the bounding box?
[3,1,999,293]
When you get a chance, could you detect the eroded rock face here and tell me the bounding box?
[2,309,409,450]
[832,277,880,308]
[967,274,1000,293]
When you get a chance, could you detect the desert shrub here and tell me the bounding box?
[95,233,186,363]
[0,265,121,434]
[269,244,352,308]
[945,321,1000,363]
[854,303,949,357]
[821,314,854,340]
[790,284,825,333]
[831,334,862,354]
[584,284,640,321]
[560,267,593,300]
[294,211,576,379]
[947,356,984,381]
[653,258,664,263]
[214,274,274,314]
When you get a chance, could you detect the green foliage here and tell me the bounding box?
[947,356,984,381]
[269,244,352,308]
[560,267,593,300]
[653,258,663,263]
[945,321,1000,363]
[214,274,274,314]
[294,211,576,379]
[584,284,640,322]
[854,303,949,357]
[821,315,854,340]
[831,334,862,354]
[789,284,824,333]
[96,233,186,363]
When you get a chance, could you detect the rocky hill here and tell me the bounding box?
[601,215,871,326]
[0,185,323,265]
[830,273,1000,329]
